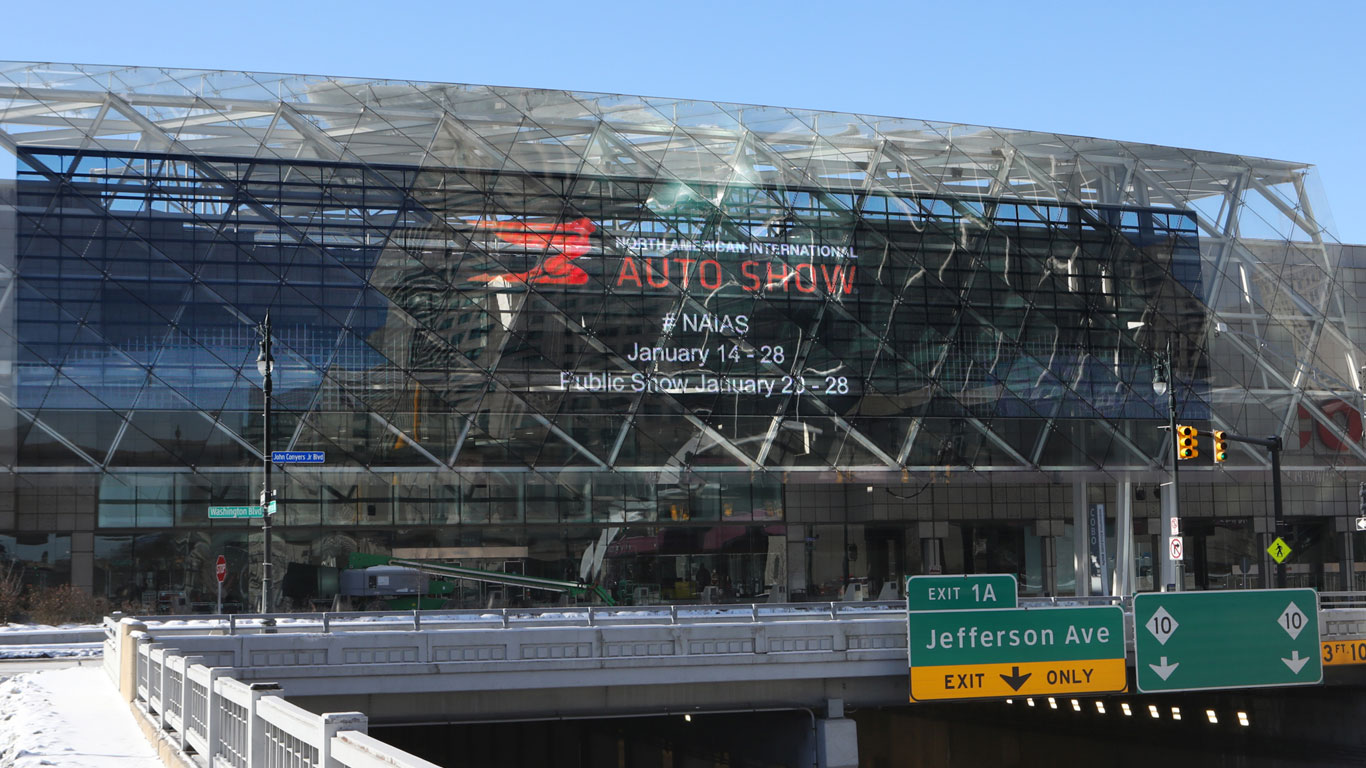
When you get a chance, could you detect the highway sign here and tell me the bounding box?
[907,606,1126,702]
[906,574,1018,611]
[271,450,325,464]
[1268,537,1292,564]
[1134,589,1321,693]
[208,505,263,519]
[1321,640,1366,666]
[215,555,227,583]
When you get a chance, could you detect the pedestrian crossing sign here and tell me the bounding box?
[1267,536,1292,564]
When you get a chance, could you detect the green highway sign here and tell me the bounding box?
[908,605,1126,701]
[1133,589,1321,693]
[208,505,263,519]
[906,574,1018,611]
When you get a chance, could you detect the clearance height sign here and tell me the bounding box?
[908,603,1127,702]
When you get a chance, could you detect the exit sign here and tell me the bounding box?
[908,605,1126,702]
[906,574,1018,611]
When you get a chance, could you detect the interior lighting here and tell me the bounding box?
[1005,699,1013,705]
[1171,707,1181,721]
[1237,711,1250,727]
[1071,699,1081,712]
[1026,698,1035,707]
[1206,709,1218,724]
[1148,704,1160,719]
[1048,697,1057,710]
[1095,701,1106,714]
[1120,703,1132,717]
[684,714,692,722]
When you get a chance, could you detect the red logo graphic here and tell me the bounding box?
[468,217,595,285]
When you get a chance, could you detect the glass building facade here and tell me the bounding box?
[0,62,1363,611]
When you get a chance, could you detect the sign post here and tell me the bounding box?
[215,555,226,614]
[1133,589,1320,693]
[907,605,1126,701]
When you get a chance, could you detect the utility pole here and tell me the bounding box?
[1216,431,1285,588]
[1152,343,1182,592]
[257,313,275,613]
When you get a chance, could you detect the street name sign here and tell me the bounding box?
[907,606,1126,702]
[1133,589,1321,693]
[906,574,1018,611]
[208,505,263,519]
[271,451,325,464]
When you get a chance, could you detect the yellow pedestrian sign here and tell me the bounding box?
[1268,537,1292,564]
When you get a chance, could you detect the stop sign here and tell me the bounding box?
[215,555,227,583]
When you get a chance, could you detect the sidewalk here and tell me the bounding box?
[0,665,159,767]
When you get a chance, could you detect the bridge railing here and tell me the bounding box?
[105,600,909,640]
[121,623,441,768]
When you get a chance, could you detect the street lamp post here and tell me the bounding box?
[1152,343,1183,592]
[257,313,275,614]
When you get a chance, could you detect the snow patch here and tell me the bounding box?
[0,667,158,766]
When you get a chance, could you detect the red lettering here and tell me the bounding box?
[645,258,670,288]
[820,264,842,294]
[616,256,642,288]
[1298,399,1363,452]
[699,259,722,290]
[794,263,817,293]
[672,258,695,289]
[740,260,761,292]
[766,261,791,290]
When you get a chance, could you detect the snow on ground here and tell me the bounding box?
[0,666,159,767]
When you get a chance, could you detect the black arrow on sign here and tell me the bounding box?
[1000,666,1032,691]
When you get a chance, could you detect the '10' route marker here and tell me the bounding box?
[1133,588,1321,693]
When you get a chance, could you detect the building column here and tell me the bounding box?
[807,699,858,768]
[1114,480,1135,598]
[1255,516,1273,589]
[918,522,946,575]
[1034,520,1063,596]
[1073,482,1089,597]
[71,531,94,593]
[1338,516,1355,592]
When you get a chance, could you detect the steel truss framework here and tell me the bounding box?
[0,61,1361,500]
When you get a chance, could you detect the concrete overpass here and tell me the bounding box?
[107,595,1366,768]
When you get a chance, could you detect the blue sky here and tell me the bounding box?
[4,0,1363,242]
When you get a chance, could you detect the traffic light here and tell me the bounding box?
[1212,430,1228,463]
[1176,425,1199,460]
